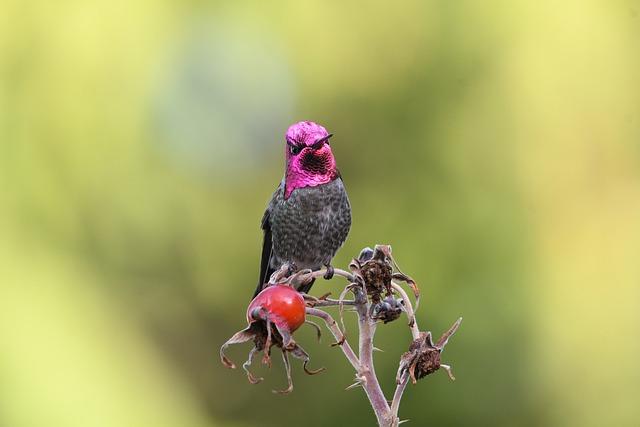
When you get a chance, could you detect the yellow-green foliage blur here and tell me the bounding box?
[2,1,639,426]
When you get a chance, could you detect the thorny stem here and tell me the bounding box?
[353,286,393,426]
[222,249,460,427]
[308,267,424,426]
[272,258,454,427]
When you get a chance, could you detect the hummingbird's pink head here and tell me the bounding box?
[283,121,339,199]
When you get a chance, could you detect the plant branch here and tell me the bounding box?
[231,246,461,427]
[305,307,360,371]
[391,281,420,339]
[308,298,357,308]
[390,372,409,416]
[302,267,355,283]
[353,286,393,426]
[389,281,420,419]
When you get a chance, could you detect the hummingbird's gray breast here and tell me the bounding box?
[268,178,351,272]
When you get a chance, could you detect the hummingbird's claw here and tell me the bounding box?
[323,265,335,280]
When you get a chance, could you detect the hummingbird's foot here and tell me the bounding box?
[287,262,298,276]
[323,265,335,280]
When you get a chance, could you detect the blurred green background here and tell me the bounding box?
[2,1,640,426]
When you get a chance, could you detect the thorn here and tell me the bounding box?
[373,346,384,352]
[398,419,411,425]
[303,364,326,376]
[318,292,332,300]
[345,381,362,391]
[331,334,347,347]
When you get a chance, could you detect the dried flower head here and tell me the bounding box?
[351,245,394,302]
[397,318,462,384]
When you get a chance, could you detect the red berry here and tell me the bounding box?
[247,285,305,333]
[220,283,323,392]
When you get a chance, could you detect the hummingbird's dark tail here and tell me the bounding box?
[297,278,315,294]
[255,212,274,299]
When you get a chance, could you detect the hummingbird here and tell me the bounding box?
[253,121,352,297]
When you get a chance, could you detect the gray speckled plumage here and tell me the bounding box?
[254,178,351,296]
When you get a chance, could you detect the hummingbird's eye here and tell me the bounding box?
[289,145,302,155]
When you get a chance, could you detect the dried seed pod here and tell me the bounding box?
[397,318,462,384]
[359,246,393,302]
[370,295,404,324]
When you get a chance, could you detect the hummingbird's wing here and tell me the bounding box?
[254,208,274,298]
[253,185,280,298]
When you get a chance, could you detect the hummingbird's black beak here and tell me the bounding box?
[311,133,333,150]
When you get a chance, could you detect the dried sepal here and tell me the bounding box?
[305,320,323,342]
[273,351,294,394]
[243,346,263,384]
[436,317,462,349]
[440,364,455,381]
[392,272,420,306]
[273,319,297,351]
[386,247,420,312]
[288,343,325,375]
[220,326,256,369]
[372,244,393,259]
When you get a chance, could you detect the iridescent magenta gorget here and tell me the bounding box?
[284,121,339,199]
